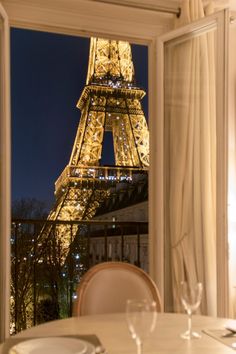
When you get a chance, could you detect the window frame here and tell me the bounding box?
[0,1,10,342]
[156,9,229,316]
[0,1,230,340]
[1,0,174,339]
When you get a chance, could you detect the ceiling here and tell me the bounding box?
[93,0,236,13]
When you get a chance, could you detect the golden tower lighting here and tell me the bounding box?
[41,38,149,258]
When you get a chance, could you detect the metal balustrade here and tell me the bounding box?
[10,219,148,334]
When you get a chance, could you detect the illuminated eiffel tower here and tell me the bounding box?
[42,38,149,259]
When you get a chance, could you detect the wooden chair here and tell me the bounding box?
[74,262,162,316]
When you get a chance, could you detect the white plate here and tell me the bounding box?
[9,337,96,354]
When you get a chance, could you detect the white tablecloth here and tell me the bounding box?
[1,312,236,353]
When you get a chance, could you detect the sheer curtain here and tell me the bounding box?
[165,0,217,315]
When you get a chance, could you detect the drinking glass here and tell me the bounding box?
[126,299,157,354]
[180,281,203,339]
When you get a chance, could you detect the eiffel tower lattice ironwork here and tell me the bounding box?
[41,38,149,260]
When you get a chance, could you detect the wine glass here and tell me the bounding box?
[180,281,203,339]
[126,299,157,354]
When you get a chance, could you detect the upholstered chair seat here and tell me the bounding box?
[74,262,162,316]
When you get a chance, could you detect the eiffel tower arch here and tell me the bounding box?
[41,38,149,260]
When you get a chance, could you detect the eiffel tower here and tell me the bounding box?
[41,38,149,259]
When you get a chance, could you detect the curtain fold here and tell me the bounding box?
[166,0,217,315]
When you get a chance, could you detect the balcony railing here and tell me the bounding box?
[11,219,148,334]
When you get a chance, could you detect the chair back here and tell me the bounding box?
[74,262,162,316]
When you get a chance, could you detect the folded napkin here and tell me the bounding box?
[203,328,236,350]
[2,334,101,354]
[224,320,236,333]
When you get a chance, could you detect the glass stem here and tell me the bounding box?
[187,311,192,335]
[136,341,143,354]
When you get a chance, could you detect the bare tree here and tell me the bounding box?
[12,198,48,219]
[11,198,53,332]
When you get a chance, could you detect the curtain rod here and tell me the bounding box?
[91,0,181,17]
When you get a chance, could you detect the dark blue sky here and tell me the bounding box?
[11,28,148,209]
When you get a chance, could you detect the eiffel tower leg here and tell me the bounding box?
[126,98,149,167]
[70,98,106,166]
[41,185,109,258]
[112,97,149,167]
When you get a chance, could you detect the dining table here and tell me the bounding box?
[1,312,236,353]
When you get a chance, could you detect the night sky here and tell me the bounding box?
[11,28,148,210]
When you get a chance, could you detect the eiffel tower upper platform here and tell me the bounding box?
[44,38,149,255]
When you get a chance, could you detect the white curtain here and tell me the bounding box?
[165,0,217,315]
